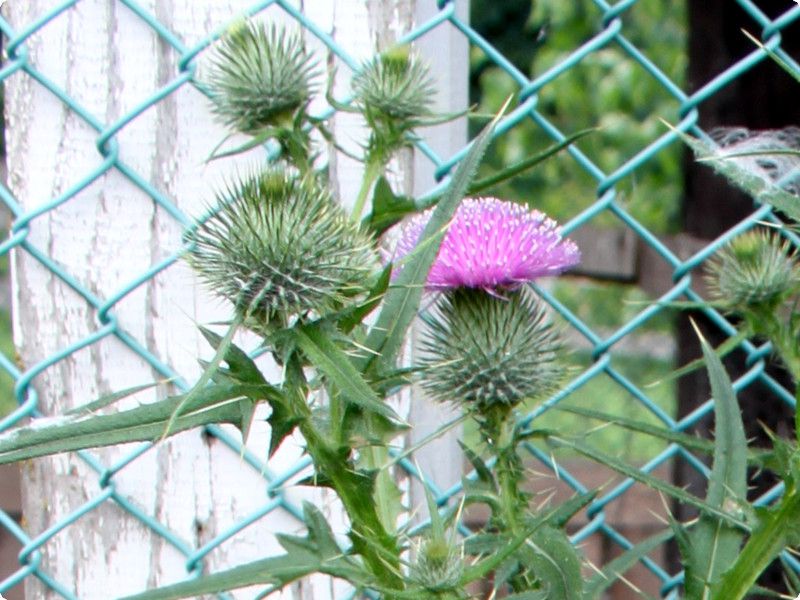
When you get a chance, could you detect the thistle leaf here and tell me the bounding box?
[583,528,675,599]
[675,126,800,222]
[363,176,417,235]
[519,525,584,600]
[683,325,748,599]
[547,435,747,529]
[198,326,265,385]
[119,502,371,600]
[467,128,595,196]
[0,383,277,464]
[292,322,401,422]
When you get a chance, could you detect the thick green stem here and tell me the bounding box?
[747,309,800,442]
[481,406,534,589]
[283,353,403,595]
[351,158,383,222]
[711,486,800,600]
[299,420,404,593]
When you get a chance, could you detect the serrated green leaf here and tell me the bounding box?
[363,176,417,235]
[518,526,584,600]
[584,528,674,599]
[460,515,548,585]
[198,326,266,385]
[646,330,747,388]
[120,502,372,600]
[555,404,768,466]
[0,383,275,464]
[677,128,800,222]
[684,328,748,599]
[459,440,497,488]
[337,265,392,334]
[205,127,276,162]
[742,29,800,84]
[64,382,162,416]
[547,435,748,529]
[464,532,505,555]
[292,322,401,422]
[711,489,800,600]
[467,128,595,196]
[543,490,597,529]
[362,100,509,373]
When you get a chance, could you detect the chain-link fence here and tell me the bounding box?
[0,1,799,598]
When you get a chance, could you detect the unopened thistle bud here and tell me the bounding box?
[186,170,379,328]
[421,289,565,410]
[410,537,464,593]
[206,22,316,134]
[353,47,435,135]
[706,229,800,311]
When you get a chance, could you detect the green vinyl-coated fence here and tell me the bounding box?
[0,1,799,598]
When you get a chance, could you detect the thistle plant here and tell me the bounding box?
[706,229,800,314]
[186,169,379,330]
[394,195,583,594]
[205,21,317,168]
[349,48,437,219]
[0,20,597,600]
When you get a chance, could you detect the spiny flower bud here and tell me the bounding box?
[206,22,316,134]
[706,229,800,311]
[410,537,464,593]
[353,47,435,132]
[186,170,379,328]
[420,288,565,410]
[393,197,580,291]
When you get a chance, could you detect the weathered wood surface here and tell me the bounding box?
[4,1,463,598]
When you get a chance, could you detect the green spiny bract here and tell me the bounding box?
[206,22,316,135]
[353,47,435,162]
[186,170,379,329]
[409,537,465,596]
[420,288,565,411]
[706,229,800,311]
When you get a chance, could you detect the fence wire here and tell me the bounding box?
[0,1,799,598]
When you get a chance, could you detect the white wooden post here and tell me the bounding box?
[4,1,467,599]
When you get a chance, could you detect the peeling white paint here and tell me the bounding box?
[6,1,466,599]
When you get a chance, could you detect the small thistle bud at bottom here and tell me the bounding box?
[420,288,565,411]
[186,170,379,329]
[410,538,464,593]
[706,229,800,310]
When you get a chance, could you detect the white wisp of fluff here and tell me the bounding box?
[709,126,800,196]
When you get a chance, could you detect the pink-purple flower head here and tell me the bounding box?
[393,197,580,291]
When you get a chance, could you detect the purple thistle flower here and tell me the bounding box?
[393,197,580,290]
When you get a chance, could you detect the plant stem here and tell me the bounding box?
[352,158,383,222]
[282,352,403,595]
[711,485,800,600]
[481,406,534,590]
[299,419,404,594]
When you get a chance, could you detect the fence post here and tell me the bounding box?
[3,1,464,598]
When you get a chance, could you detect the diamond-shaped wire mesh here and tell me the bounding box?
[0,1,799,598]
